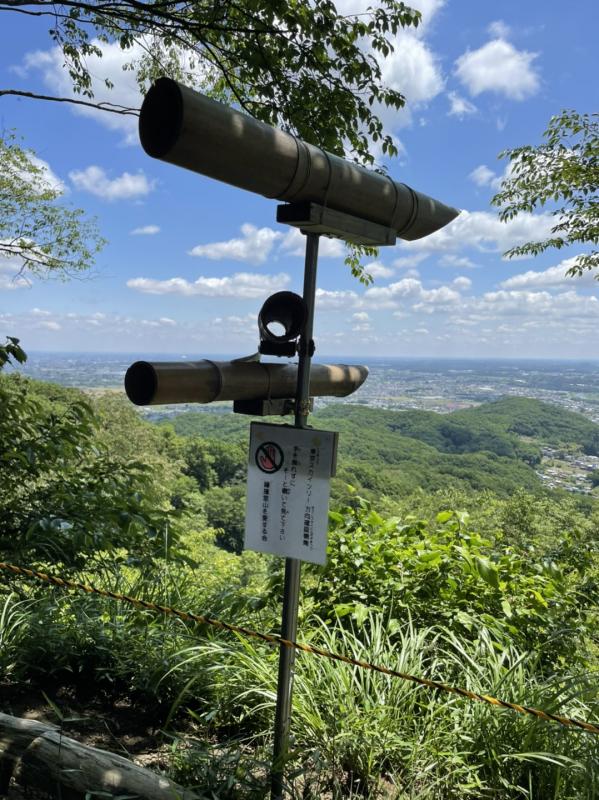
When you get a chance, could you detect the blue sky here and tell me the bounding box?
[1,0,598,358]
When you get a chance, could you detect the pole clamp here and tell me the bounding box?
[297,339,315,358]
[298,398,312,417]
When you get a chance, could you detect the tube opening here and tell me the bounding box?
[139,78,184,158]
[125,361,158,405]
[259,291,307,342]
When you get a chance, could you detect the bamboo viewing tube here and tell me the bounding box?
[125,360,369,406]
[139,78,459,241]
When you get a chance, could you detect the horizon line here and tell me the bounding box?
[18,350,599,364]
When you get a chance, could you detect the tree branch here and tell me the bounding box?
[0,88,139,115]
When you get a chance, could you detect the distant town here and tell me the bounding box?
[334,357,599,425]
[537,447,599,495]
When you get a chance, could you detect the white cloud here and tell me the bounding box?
[19,40,143,142]
[365,261,394,279]
[413,285,462,312]
[326,0,368,15]
[17,38,212,144]
[352,310,372,331]
[84,314,105,326]
[440,288,599,336]
[69,166,154,200]
[0,310,188,348]
[453,276,472,290]
[469,164,497,187]
[333,0,444,34]
[276,228,304,256]
[315,288,360,309]
[369,34,444,132]
[393,253,428,269]
[280,2,445,135]
[344,3,446,130]
[409,0,446,32]
[320,237,347,258]
[211,313,256,335]
[131,225,160,236]
[127,271,290,298]
[400,210,554,256]
[499,257,594,289]
[29,156,67,194]
[381,34,445,107]
[364,276,463,312]
[140,317,178,328]
[439,254,477,269]
[280,228,345,258]
[475,289,599,319]
[488,20,511,39]
[447,91,477,118]
[0,254,30,290]
[0,272,29,292]
[190,224,282,264]
[365,277,422,307]
[455,38,540,100]
[469,162,513,191]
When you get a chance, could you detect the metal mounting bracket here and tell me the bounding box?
[277,201,397,247]
[233,397,314,417]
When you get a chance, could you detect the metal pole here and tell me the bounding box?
[271,232,320,800]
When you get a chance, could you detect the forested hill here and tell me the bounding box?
[163,397,599,498]
[318,398,599,457]
[451,397,599,450]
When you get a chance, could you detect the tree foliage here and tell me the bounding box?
[588,469,599,488]
[164,398,599,500]
[492,110,599,275]
[0,336,26,369]
[0,133,105,280]
[2,0,421,165]
[0,344,183,569]
[204,484,247,553]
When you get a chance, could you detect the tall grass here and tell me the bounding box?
[0,592,34,680]
[164,612,599,799]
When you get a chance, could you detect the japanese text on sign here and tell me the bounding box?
[244,423,337,565]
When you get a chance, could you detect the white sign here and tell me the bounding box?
[244,422,337,565]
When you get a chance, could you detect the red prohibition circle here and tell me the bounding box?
[255,442,284,474]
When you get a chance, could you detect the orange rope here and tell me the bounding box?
[2,560,597,736]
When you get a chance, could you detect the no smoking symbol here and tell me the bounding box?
[256,442,284,474]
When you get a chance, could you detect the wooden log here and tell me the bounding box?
[0,712,199,800]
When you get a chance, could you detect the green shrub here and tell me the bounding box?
[309,495,593,668]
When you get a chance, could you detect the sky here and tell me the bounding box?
[1,0,598,358]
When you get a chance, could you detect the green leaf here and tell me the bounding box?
[475,557,500,589]
[334,603,354,618]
